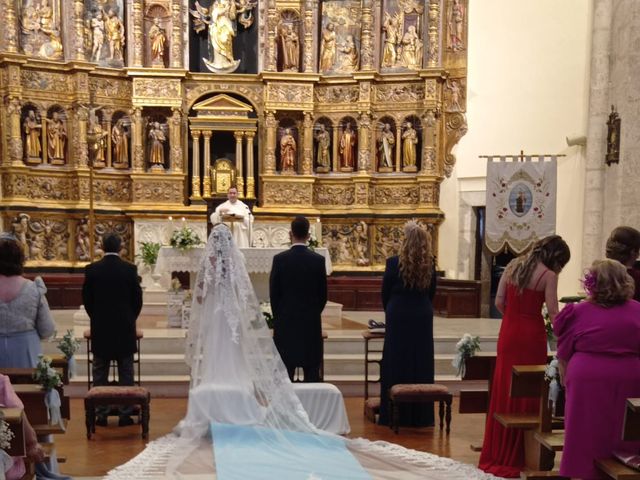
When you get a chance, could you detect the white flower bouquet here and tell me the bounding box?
[452,333,481,378]
[56,329,80,379]
[170,226,202,251]
[33,355,64,429]
[260,302,274,329]
[542,303,554,343]
[0,412,14,475]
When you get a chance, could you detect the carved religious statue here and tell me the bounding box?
[21,0,63,59]
[382,12,400,68]
[447,0,465,52]
[319,23,336,72]
[111,119,129,168]
[75,220,90,261]
[314,124,331,172]
[11,214,30,259]
[149,17,167,66]
[148,122,167,168]
[280,128,297,172]
[378,123,395,171]
[337,35,358,73]
[402,122,418,172]
[339,122,356,171]
[279,23,299,72]
[88,117,108,166]
[399,25,423,69]
[46,111,66,163]
[190,0,256,74]
[105,9,125,62]
[350,221,369,266]
[90,10,105,61]
[23,110,42,162]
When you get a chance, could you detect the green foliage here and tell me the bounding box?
[56,329,80,359]
[137,241,162,267]
[33,355,62,391]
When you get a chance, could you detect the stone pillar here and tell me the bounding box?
[191,129,202,199]
[581,0,612,269]
[302,0,314,72]
[302,112,313,174]
[169,108,183,173]
[103,110,113,168]
[359,0,374,70]
[171,1,183,68]
[73,0,87,60]
[264,111,277,173]
[2,0,18,53]
[74,104,89,168]
[395,127,402,171]
[6,97,23,165]
[202,131,212,198]
[427,0,440,67]
[131,0,144,67]
[358,112,371,173]
[245,131,255,199]
[234,131,245,197]
[332,128,339,172]
[131,107,144,171]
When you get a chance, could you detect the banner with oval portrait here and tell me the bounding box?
[485,156,557,254]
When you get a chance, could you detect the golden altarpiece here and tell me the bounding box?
[0,0,468,271]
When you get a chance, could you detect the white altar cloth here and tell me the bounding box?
[292,383,350,435]
[156,246,333,275]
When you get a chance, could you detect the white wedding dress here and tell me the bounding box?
[106,225,500,480]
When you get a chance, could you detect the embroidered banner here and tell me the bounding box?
[485,156,557,254]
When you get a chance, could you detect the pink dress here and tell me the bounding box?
[0,374,26,479]
[554,301,640,480]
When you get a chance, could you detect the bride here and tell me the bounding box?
[107,224,498,480]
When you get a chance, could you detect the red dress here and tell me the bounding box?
[478,276,549,477]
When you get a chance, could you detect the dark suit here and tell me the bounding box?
[270,245,327,382]
[82,254,143,388]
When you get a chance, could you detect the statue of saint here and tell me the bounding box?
[23,110,42,160]
[337,35,358,72]
[12,214,31,259]
[319,23,336,72]
[111,119,129,167]
[148,122,167,167]
[382,12,400,67]
[400,26,423,69]
[378,123,395,169]
[88,114,108,165]
[280,128,297,172]
[314,124,331,171]
[402,122,418,169]
[149,17,167,65]
[46,111,66,162]
[350,221,369,266]
[447,0,465,51]
[339,122,356,170]
[105,9,125,61]
[75,220,90,261]
[279,24,299,72]
[90,11,105,61]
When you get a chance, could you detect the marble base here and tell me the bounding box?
[141,289,169,316]
[73,305,90,325]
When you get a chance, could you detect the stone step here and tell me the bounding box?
[323,353,459,376]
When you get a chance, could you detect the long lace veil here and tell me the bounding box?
[180,223,316,438]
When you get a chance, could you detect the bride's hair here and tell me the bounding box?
[398,220,433,291]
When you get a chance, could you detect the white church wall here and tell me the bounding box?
[438,0,592,299]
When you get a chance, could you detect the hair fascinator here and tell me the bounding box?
[582,269,597,297]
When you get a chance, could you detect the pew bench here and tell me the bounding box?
[596,398,640,480]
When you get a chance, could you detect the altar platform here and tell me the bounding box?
[46,309,500,399]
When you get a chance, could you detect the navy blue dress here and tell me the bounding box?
[378,255,437,426]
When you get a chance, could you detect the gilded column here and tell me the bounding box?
[395,127,401,171]
[73,104,89,168]
[171,1,183,68]
[202,131,212,198]
[245,131,255,199]
[131,0,144,67]
[131,107,145,171]
[359,0,374,70]
[103,110,113,168]
[191,129,202,199]
[302,0,314,72]
[357,113,371,173]
[427,0,440,67]
[169,108,183,173]
[3,0,19,53]
[302,112,313,174]
[264,111,277,173]
[266,0,278,71]
[332,128,339,172]
[73,0,87,60]
[6,97,22,165]
[234,131,245,197]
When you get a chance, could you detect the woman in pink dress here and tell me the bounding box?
[554,259,640,480]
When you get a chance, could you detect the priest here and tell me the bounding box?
[210,186,253,247]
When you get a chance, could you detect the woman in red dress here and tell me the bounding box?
[606,225,640,300]
[479,235,571,477]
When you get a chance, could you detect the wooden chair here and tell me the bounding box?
[362,330,384,422]
[389,383,453,434]
[83,329,143,388]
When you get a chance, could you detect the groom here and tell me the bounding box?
[270,216,327,382]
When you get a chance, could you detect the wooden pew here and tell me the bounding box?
[0,407,26,457]
[596,398,640,479]
[0,355,69,386]
[13,385,69,435]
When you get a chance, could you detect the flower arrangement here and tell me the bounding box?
[33,355,62,391]
[452,333,481,377]
[137,241,162,267]
[170,226,202,251]
[542,303,554,344]
[308,235,319,252]
[56,329,79,360]
[260,302,274,329]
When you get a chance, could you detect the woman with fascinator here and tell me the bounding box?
[554,259,640,480]
[479,235,570,477]
[378,220,437,427]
